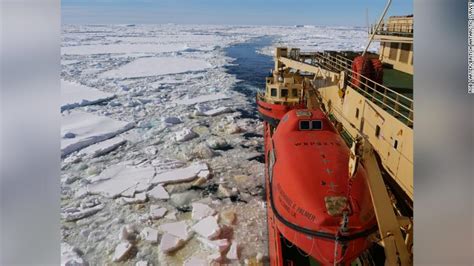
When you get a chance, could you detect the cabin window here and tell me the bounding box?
[311,120,322,130]
[355,108,360,119]
[292,89,298,97]
[393,140,399,149]
[375,125,381,138]
[271,88,277,97]
[399,43,411,63]
[281,89,289,97]
[389,43,399,60]
[299,120,311,130]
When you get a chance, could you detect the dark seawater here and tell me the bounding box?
[224,36,274,118]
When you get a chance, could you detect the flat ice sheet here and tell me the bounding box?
[99,57,212,79]
[61,80,115,111]
[173,93,229,106]
[61,111,134,157]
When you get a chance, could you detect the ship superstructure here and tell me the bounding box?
[258,14,414,266]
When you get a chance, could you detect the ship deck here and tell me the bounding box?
[285,51,414,126]
[383,68,413,98]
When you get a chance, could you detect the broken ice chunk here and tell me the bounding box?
[197,237,230,252]
[151,162,208,185]
[160,233,185,253]
[140,227,159,243]
[158,221,190,240]
[61,204,104,222]
[203,106,233,116]
[87,165,155,198]
[77,137,126,158]
[61,242,87,266]
[147,184,169,200]
[226,241,240,260]
[150,205,167,219]
[120,192,147,204]
[162,116,182,125]
[173,92,229,106]
[112,242,133,262]
[192,216,221,239]
[191,202,216,220]
[175,128,198,142]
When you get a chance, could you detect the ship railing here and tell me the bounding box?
[369,22,413,37]
[317,52,413,125]
[288,51,413,125]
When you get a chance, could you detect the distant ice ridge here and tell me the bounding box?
[61,111,134,157]
[61,80,115,112]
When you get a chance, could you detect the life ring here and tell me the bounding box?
[370,58,384,84]
[351,56,374,88]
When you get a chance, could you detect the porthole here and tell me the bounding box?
[375,125,381,138]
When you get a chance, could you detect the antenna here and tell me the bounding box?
[363,0,392,56]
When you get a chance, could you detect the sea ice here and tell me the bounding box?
[191,202,216,220]
[147,184,170,200]
[151,162,208,185]
[87,165,155,198]
[112,242,133,262]
[61,242,87,266]
[192,216,221,239]
[77,136,126,158]
[173,93,229,105]
[99,57,211,79]
[61,111,134,157]
[197,237,230,252]
[61,43,186,55]
[158,221,190,240]
[160,233,185,253]
[150,205,167,219]
[140,227,159,243]
[61,80,115,111]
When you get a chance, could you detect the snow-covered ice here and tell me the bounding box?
[192,216,221,239]
[99,57,211,79]
[61,80,115,111]
[77,136,126,158]
[173,92,229,105]
[61,111,134,157]
[87,165,155,198]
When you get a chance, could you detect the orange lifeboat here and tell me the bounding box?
[263,109,377,265]
[258,69,378,264]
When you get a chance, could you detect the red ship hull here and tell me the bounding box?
[259,104,377,265]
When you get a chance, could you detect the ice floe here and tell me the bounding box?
[99,57,211,79]
[191,202,216,220]
[173,92,229,105]
[87,165,155,198]
[151,162,208,185]
[61,111,134,157]
[147,184,170,200]
[77,136,126,158]
[192,216,221,239]
[61,80,115,112]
